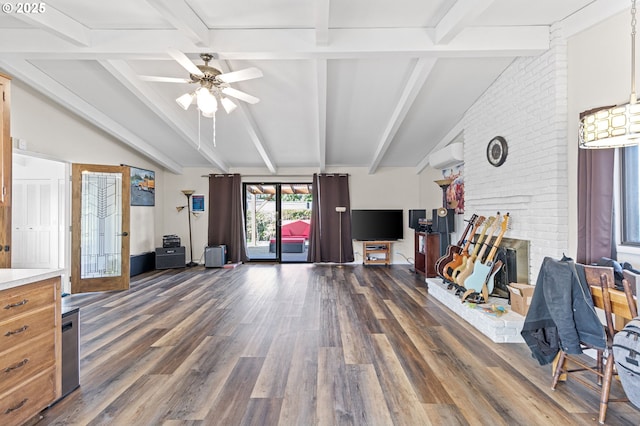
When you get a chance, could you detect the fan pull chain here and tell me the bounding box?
[213,113,216,148]
[197,111,202,150]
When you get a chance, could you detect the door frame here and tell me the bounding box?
[71,163,130,293]
[244,182,281,262]
[244,182,312,263]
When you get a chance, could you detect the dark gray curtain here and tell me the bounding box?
[577,147,615,264]
[307,173,354,263]
[208,174,247,263]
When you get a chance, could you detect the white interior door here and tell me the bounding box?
[12,178,59,268]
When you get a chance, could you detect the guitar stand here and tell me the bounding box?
[465,293,485,304]
[460,288,486,304]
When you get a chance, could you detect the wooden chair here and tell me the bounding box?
[551,265,638,424]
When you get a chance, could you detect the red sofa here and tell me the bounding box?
[269,220,310,253]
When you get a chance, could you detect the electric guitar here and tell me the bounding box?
[442,216,485,281]
[452,215,496,285]
[462,213,509,302]
[435,214,478,279]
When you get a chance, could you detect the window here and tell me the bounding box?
[621,145,640,245]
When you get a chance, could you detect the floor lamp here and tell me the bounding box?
[336,206,346,266]
[181,189,198,267]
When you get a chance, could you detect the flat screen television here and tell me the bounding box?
[351,209,404,241]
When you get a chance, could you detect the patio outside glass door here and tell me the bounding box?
[244,182,312,263]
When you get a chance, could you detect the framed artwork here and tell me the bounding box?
[130,166,155,206]
[192,194,205,212]
[444,164,464,214]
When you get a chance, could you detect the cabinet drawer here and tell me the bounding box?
[0,366,56,426]
[0,305,55,348]
[0,332,55,395]
[0,278,57,323]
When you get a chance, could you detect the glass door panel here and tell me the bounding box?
[80,171,123,278]
[244,182,312,263]
[245,184,279,261]
[280,183,312,263]
[71,163,130,293]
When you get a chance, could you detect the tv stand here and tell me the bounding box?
[362,241,392,265]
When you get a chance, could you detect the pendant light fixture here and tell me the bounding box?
[579,0,640,149]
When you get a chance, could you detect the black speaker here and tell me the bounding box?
[408,209,426,230]
[432,208,455,233]
[155,246,186,269]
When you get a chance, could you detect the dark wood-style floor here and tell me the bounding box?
[40,264,639,425]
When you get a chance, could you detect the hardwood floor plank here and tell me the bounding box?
[317,347,354,425]
[422,403,470,426]
[202,357,265,425]
[251,317,297,398]
[370,333,433,425]
[240,398,283,426]
[344,363,394,425]
[382,301,453,404]
[336,294,374,365]
[319,298,342,347]
[278,330,319,426]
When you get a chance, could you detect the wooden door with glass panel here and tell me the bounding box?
[71,164,130,293]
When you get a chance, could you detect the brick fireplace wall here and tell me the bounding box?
[458,25,569,283]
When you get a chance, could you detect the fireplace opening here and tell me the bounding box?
[489,237,530,299]
[465,236,530,299]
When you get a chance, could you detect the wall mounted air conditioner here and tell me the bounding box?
[428,143,464,169]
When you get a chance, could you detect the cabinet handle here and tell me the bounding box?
[3,299,28,310]
[3,358,29,373]
[4,325,28,336]
[4,398,28,414]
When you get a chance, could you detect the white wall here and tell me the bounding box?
[568,10,640,267]
[10,80,161,256]
[439,25,569,283]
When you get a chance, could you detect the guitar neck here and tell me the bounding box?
[455,214,478,246]
[460,217,485,254]
[484,214,510,263]
[468,217,494,258]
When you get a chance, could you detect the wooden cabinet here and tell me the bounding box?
[0,73,11,268]
[0,276,62,426]
[362,241,391,265]
[414,231,439,277]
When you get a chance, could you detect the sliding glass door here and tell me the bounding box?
[244,182,312,263]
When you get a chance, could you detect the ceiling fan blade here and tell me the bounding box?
[217,67,263,83]
[139,75,191,83]
[221,87,260,104]
[167,48,203,76]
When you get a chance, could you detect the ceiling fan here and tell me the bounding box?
[139,49,262,116]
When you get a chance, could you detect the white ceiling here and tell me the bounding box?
[0,0,627,174]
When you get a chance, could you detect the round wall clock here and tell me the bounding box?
[487,136,508,167]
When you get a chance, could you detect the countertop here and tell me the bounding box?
[0,268,65,292]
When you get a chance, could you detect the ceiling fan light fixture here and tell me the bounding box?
[221,96,237,114]
[196,87,217,115]
[176,92,194,110]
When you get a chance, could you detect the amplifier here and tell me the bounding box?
[163,234,181,248]
[205,245,226,268]
[156,246,186,269]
